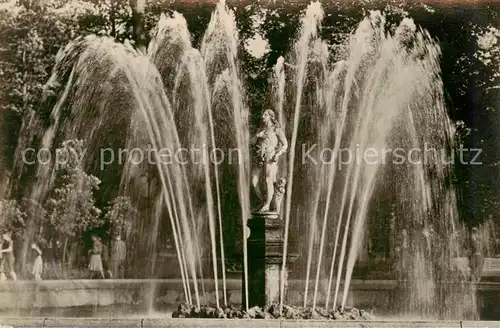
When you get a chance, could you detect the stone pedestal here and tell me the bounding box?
[243,211,297,309]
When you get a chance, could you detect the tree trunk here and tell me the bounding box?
[110,0,117,38]
[129,0,147,51]
[62,238,68,276]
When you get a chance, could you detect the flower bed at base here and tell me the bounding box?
[172,303,374,320]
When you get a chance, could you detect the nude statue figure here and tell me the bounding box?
[250,109,288,213]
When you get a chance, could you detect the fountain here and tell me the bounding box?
[0,0,496,326]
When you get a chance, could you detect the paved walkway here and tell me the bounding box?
[1,318,500,328]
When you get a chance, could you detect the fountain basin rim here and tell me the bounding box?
[0,279,496,291]
[249,211,280,219]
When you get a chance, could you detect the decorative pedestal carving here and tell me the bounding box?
[243,211,297,309]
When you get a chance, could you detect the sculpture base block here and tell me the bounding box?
[243,211,297,309]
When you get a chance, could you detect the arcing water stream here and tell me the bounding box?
[276,4,466,318]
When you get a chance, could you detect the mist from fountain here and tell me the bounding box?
[280,1,326,313]
[8,0,251,312]
[272,4,468,319]
[148,11,224,307]
[14,35,204,307]
[200,1,251,309]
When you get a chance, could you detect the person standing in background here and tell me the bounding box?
[101,239,111,278]
[110,233,126,279]
[31,241,43,280]
[469,227,484,282]
[0,240,5,282]
[89,235,105,279]
[394,229,409,281]
[0,232,17,281]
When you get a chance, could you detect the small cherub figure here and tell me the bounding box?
[270,178,286,213]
